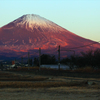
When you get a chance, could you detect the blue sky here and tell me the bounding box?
[0,0,100,41]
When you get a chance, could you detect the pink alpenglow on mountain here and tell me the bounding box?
[0,14,100,58]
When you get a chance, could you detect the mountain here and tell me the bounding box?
[0,14,100,59]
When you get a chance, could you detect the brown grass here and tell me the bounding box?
[0,81,89,88]
[0,70,99,89]
[9,66,100,73]
[72,66,100,73]
[0,71,48,81]
[0,78,48,81]
[0,71,92,88]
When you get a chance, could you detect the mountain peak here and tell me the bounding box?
[15,14,45,23]
[13,14,56,30]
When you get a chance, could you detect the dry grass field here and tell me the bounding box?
[0,68,100,100]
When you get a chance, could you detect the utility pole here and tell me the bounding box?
[28,52,30,70]
[21,57,23,67]
[58,45,60,71]
[15,58,16,68]
[39,48,41,71]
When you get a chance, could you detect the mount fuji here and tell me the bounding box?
[0,14,100,59]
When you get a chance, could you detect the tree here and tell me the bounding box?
[41,54,57,65]
[94,49,100,68]
[33,57,39,66]
[80,50,94,67]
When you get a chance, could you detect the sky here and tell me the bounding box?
[0,0,100,42]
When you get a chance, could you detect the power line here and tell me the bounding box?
[62,41,100,50]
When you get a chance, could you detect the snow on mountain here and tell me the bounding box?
[12,14,62,32]
[0,14,100,58]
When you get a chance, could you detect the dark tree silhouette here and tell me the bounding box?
[41,54,57,65]
[60,49,100,69]
[33,57,39,66]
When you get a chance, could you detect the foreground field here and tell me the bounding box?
[0,70,100,100]
[0,87,100,100]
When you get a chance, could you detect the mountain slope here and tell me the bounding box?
[0,14,100,58]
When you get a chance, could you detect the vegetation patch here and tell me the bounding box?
[0,81,89,88]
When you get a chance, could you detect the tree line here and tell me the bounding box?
[61,49,100,69]
[33,54,57,66]
[34,49,100,69]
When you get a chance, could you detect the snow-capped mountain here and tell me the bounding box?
[0,14,100,58]
[13,14,62,31]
